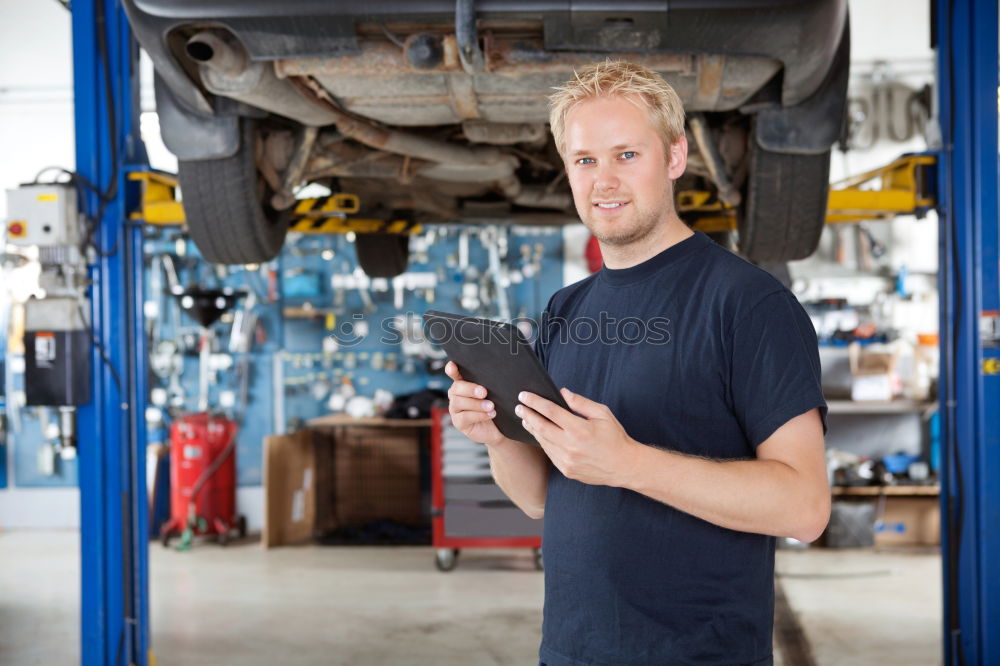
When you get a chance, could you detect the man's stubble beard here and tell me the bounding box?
[584,204,663,247]
[582,183,675,248]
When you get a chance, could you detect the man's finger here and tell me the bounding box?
[444,361,462,381]
[517,403,562,441]
[518,391,576,429]
[561,387,608,419]
[449,379,488,399]
[449,395,495,414]
[453,409,497,428]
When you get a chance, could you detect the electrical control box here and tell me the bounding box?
[24,297,91,407]
[4,183,79,247]
[24,329,91,406]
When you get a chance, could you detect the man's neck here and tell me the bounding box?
[599,216,695,269]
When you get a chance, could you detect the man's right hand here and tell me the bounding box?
[445,361,506,447]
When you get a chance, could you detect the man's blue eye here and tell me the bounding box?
[620,151,637,160]
[578,157,595,165]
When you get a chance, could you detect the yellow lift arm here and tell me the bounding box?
[128,172,422,235]
[680,153,938,232]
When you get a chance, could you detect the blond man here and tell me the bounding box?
[446,60,829,665]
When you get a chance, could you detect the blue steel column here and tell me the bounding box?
[936,0,1000,664]
[72,0,150,664]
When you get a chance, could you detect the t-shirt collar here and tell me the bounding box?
[598,230,710,286]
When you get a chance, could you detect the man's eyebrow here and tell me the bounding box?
[569,143,645,156]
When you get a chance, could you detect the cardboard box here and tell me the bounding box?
[849,342,900,401]
[263,418,427,548]
[824,501,876,548]
[263,429,317,547]
[874,496,940,546]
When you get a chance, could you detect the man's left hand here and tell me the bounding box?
[516,388,643,487]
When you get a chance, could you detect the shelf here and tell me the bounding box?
[307,414,433,428]
[826,399,938,415]
[283,306,339,319]
[832,484,940,497]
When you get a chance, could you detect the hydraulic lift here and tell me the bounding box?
[70,0,998,663]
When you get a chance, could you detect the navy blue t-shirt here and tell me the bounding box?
[535,230,827,666]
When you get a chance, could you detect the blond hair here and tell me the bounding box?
[548,60,685,158]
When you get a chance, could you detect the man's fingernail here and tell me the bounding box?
[515,405,523,417]
[518,391,526,401]
[476,387,486,398]
[488,410,496,418]
[482,401,493,411]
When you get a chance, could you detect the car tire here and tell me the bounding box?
[354,233,410,278]
[738,142,831,263]
[178,119,290,265]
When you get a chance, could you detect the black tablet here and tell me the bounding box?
[423,310,569,446]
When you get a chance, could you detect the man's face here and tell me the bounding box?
[562,95,687,247]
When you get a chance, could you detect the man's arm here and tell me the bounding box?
[517,388,830,542]
[445,362,549,519]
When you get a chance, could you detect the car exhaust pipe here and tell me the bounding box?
[186,31,247,76]
[194,40,522,191]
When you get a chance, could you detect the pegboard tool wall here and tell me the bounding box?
[144,224,561,487]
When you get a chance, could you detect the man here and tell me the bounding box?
[445,60,829,665]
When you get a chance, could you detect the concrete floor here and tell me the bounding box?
[0,531,941,665]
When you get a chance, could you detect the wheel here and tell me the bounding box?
[159,522,173,549]
[434,548,459,572]
[533,548,543,571]
[178,118,291,264]
[218,529,229,547]
[737,141,831,263]
[237,515,248,539]
[354,233,410,278]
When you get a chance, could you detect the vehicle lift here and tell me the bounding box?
[71,0,998,663]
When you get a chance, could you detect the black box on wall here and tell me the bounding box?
[24,329,91,406]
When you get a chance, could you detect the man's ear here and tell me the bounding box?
[668,134,688,180]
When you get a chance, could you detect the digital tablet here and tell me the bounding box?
[423,310,569,446]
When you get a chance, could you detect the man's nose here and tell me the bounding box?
[593,163,620,192]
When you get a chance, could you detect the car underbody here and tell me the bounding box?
[127,0,850,273]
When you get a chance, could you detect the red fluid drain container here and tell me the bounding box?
[160,413,244,546]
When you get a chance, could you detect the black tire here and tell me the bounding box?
[738,143,831,263]
[160,523,172,549]
[237,515,247,539]
[355,233,410,278]
[178,119,290,265]
[434,548,459,572]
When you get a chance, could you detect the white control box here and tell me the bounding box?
[5,184,79,247]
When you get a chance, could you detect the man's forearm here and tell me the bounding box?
[621,446,830,542]
[486,437,549,519]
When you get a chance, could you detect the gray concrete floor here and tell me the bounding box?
[0,531,941,665]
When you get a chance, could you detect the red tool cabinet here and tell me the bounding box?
[430,407,543,571]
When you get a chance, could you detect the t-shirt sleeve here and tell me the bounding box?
[730,290,828,448]
[533,294,558,372]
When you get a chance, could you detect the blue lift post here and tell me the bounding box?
[936,0,1000,664]
[72,0,150,664]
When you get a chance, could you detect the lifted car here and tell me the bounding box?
[126,0,849,276]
